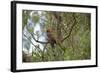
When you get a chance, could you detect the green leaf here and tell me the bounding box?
[32,15,39,24]
[28,27,33,33]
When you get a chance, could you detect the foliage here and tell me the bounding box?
[22,10,91,62]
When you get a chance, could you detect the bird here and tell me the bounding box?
[46,28,56,48]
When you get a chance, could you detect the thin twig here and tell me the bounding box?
[23,33,37,47]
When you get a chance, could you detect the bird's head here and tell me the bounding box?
[46,28,52,33]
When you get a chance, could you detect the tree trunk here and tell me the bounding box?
[53,12,62,43]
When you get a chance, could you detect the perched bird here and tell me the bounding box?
[46,28,56,48]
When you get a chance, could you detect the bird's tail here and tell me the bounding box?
[51,43,55,48]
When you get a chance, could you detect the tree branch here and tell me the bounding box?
[31,33,49,44]
[25,25,49,44]
[23,33,38,48]
[61,13,76,42]
[24,33,48,53]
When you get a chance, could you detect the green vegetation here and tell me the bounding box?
[22,10,91,62]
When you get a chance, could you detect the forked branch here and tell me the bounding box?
[61,13,76,42]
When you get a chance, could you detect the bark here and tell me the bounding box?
[53,12,62,43]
